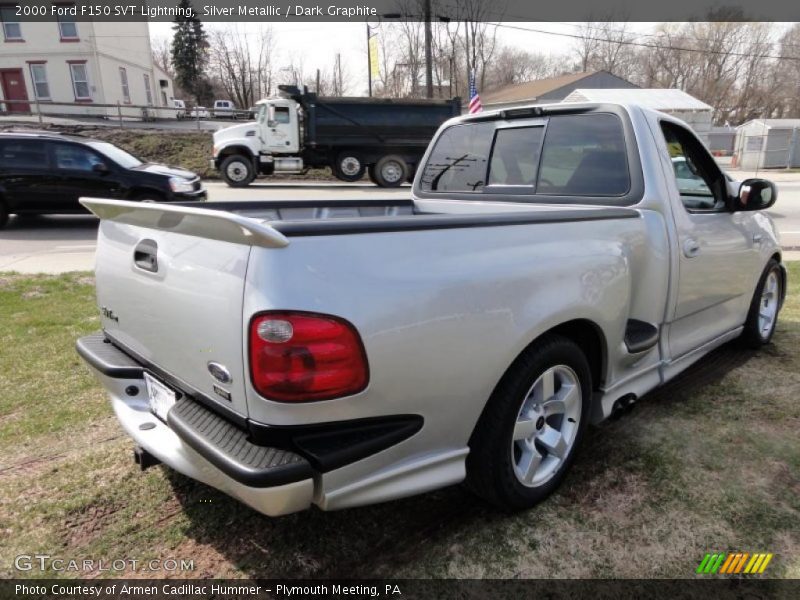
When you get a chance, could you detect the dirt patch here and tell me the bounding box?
[62,500,124,547]
[168,538,248,579]
[0,276,15,289]
[21,288,46,299]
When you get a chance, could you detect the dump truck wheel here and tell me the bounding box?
[373,155,408,188]
[220,155,255,187]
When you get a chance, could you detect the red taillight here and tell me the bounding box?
[249,311,369,402]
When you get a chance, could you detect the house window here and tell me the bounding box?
[0,6,23,41]
[57,6,78,40]
[69,62,90,100]
[143,74,153,105]
[119,67,130,103]
[29,64,50,100]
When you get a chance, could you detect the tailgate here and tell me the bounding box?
[84,198,288,418]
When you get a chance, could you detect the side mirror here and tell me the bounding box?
[732,178,777,211]
[92,162,110,175]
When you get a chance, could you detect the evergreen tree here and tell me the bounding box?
[170,0,208,101]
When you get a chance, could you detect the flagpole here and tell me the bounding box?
[366,24,372,97]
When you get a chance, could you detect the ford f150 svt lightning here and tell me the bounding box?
[77,103,785,516]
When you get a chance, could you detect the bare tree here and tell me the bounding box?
[775,24,800,118]
[151,35,174,77]
[461,0,501,90]
[570,18,636,79]
[483,45,562,90]
[207,25,275,108]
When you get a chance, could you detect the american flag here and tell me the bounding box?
[468,70,482,114]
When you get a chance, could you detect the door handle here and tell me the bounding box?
[133,239,158,272]
[683,238,701,258]
[753,233,763,244]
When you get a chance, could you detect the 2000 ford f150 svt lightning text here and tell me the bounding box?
[77,103,786,516]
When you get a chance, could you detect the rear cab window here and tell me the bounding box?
[419,110,636,204]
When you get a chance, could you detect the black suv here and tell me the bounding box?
[0,132,206,228]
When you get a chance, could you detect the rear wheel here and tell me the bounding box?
[220,155,255,187]
[373,155,408,188]
[367,165,379,185]
[0,201,8,229]
[333,152,366,182]
[741,259,782,348]
[406,163,417,184]
[466,334,592,511]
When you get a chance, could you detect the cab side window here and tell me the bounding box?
[274,107,290,124]
[660,122,726,211]
[51,143,105,172]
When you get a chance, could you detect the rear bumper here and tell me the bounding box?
[76,334,314,516]
[76,333,426,515]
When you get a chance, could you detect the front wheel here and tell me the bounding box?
[741,259,783,348]
[220,155,255,187]
[466,334,592,511]
[0,201,8,229]
[373,155,408,188]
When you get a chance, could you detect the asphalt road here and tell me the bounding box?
[2,179,800,274]
[0,182,406,273]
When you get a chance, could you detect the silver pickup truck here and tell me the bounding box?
[77,103,785,517]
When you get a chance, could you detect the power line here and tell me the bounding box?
[487,21,800,61]
[549,21,800,53]
[428,3,800,53]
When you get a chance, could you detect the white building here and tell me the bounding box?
[0,9,176,118]
[562,88,714,145]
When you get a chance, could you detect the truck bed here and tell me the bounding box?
[173,199,639,237]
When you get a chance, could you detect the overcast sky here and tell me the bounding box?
[149,21,662,96]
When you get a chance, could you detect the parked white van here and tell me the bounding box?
[213,100,237,119]
[172,99,187,119]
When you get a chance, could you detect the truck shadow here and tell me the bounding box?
[165,340,757,578]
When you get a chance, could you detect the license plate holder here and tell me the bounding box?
[144,372,177,421]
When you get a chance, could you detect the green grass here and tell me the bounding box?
[0,268,798,579]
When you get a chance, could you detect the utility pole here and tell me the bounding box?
[424,0,433,98]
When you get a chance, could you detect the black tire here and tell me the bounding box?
[333,152,366,182]
[373,155,408,188]
[0,201,8,229]
[367,165,379,185]
[132,191,166,203]
[466,334,592,511]
[741,259,783,348]
[220,155,255,187]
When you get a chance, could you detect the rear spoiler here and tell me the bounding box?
[80,198,289,249]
